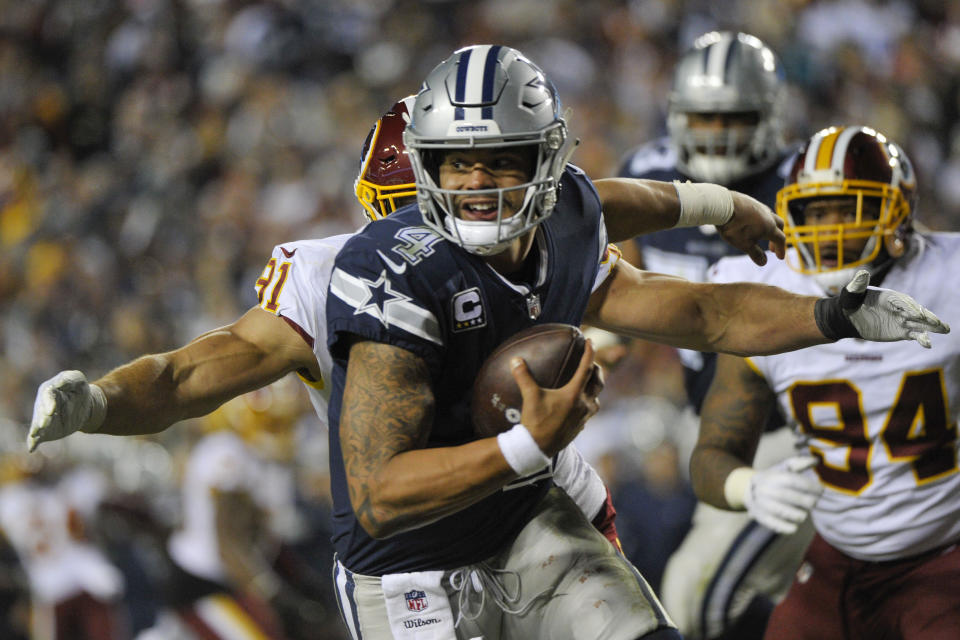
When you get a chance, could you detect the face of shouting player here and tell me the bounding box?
[437,147,536,223]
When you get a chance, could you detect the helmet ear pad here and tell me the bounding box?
[885,231,907,259]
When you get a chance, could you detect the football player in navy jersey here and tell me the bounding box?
[618,30,797,414]
[323,45,945,640]
[617,32,812,640]
[26,44,948,640]
[355,97,626,556]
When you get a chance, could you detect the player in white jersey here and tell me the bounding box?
[690,125,960,639]
[0,460,130,639]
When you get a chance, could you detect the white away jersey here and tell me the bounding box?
[254,233,354,421]
[709,233,960,561]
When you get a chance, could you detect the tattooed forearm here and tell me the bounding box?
[690,354,776,506]
[341,340,434,537]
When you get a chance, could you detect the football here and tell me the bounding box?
[471,323,586,438]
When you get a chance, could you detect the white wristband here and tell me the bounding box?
[497,424,550,476]
[80,383,108,433]
[673,180,735,227]
[723,466,755,509]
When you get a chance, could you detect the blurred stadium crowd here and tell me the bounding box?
[1,0,959,638]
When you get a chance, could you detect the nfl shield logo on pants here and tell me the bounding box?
[404,589,428,612]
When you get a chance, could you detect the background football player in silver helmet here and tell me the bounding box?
[615,31,814,640]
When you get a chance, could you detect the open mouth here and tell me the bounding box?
[820,252,838,267]
[459,200,501,221]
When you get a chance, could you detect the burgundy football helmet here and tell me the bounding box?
[776,125,916,291]
[354,96,417,221]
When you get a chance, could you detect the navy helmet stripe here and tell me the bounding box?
[481,45,501,119]
[723,38,740,83]
[454,48,472,120]
[701,43,712,75]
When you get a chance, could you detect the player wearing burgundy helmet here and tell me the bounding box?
[691,125,960,640]
[354,96,419,222]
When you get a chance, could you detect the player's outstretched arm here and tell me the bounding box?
[594,178,785,265]
[28,306,319,451]
[584,261,949,355]
[691,355,822,534]
[339,339,600,539]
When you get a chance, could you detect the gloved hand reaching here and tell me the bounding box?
[28,370,106,452]
[815,270,950,348]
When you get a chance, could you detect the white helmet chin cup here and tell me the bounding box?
[444,215,528,255]
[812,267,862,296]
[804,236,880,295]
[683,153,753,185]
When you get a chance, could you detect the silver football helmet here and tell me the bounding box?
[403,44,577,255]
[667,31,786,184]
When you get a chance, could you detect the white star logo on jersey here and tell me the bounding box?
[330,267,443,344]
[353,270,412,326]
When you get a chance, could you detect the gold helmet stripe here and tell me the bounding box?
[357,118,383,186]
[830,126,868,174]
[814,126,843,172]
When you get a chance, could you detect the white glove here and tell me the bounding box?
[28,371,107,452]
[816,270,950,348]
[725,455,823,535]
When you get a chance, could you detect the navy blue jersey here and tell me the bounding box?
[617,137,796,414]
[326,166,612,574]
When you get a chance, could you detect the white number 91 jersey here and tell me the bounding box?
[709,233,960,561]
[254,234,355,422]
